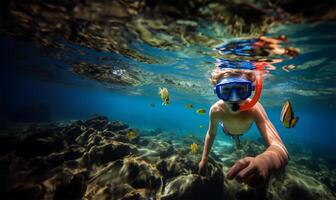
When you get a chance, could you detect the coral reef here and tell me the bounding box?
[0,115,334,199]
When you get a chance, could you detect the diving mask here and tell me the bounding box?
[214,77,253,102]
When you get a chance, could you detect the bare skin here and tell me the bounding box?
[199,100,288,187]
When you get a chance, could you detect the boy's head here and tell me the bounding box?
[211,68,258,111]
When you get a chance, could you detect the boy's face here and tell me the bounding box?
[215,74,252,112]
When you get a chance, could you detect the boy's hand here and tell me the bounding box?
[226,156,271,187]
[198,159,207,176]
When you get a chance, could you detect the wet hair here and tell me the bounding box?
[209,68,256,86]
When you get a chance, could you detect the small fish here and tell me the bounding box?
[280,100,299,128]
[185,104,194,109]
[199,125,204,129]
[196,108,206,114]
[190,143,198,154]
[159,87,170,105]
[149,103,156,107]
[126,130,138,140]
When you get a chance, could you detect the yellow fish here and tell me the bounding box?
[126,130,138,140]
[185,104,194,109]
[199,125,204,128]
[196,108,206,114]
[280,100,299,128]
[159,87,170,105]
[190,143,198,154]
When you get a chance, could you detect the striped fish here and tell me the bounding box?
[280,100,299,128]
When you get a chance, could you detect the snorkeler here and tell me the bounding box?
[215,35,300,58]
[198,62,288,187]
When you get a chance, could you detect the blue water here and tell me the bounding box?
[1,22,336,155]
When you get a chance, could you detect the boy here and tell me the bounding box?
[198,66,288,187]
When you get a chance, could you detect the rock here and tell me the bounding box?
[53,174,87,200]
[138,138,150,146]
[84,116,109,131]
[45,149,83,168]
[89,134,103,144]
[89,183,145,200]
[146,140,174,159]
[4,183,45,200]
[156,155,197,180]
[70,120,84,127]
[234,188,259,200]
[27,157,54,176]
[76,128,96,145]
[161,174,203,200]
[285,181,314,200]
[159,156,227,200]
[198,158,228,199]
[2,116,336,200]
[120,158,162,191]
[100,130,116,138]
[85,142,132,166]
[112,134,129,143]
[159,145,174,159]
[105,121,129,132]
[63,124,83,139]
[85,160,146,200]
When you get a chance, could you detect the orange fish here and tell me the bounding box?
[280,100,299,128]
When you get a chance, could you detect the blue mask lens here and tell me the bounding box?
[214,77,252,101]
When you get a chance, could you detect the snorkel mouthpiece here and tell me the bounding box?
[232,103,240,112]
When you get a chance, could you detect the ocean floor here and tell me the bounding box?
[0,116,335,200]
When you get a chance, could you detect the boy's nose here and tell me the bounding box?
[229,90,240,102]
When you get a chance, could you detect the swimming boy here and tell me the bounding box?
[198,65,288,187]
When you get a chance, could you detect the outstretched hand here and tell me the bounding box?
[226,156,271,187]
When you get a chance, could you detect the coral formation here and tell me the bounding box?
[0,115,334,199]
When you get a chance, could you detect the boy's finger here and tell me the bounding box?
[226,158,251,179]
[236,164,256,183]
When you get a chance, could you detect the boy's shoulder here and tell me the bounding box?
[210,100,225,113]
[250,101,264,112]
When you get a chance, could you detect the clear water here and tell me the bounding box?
[1,22,336,157]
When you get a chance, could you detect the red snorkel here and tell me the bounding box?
[239,63,263,111]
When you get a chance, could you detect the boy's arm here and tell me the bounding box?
[252,102,289,171]
[226,102,288,186]
[200,105,219,162]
